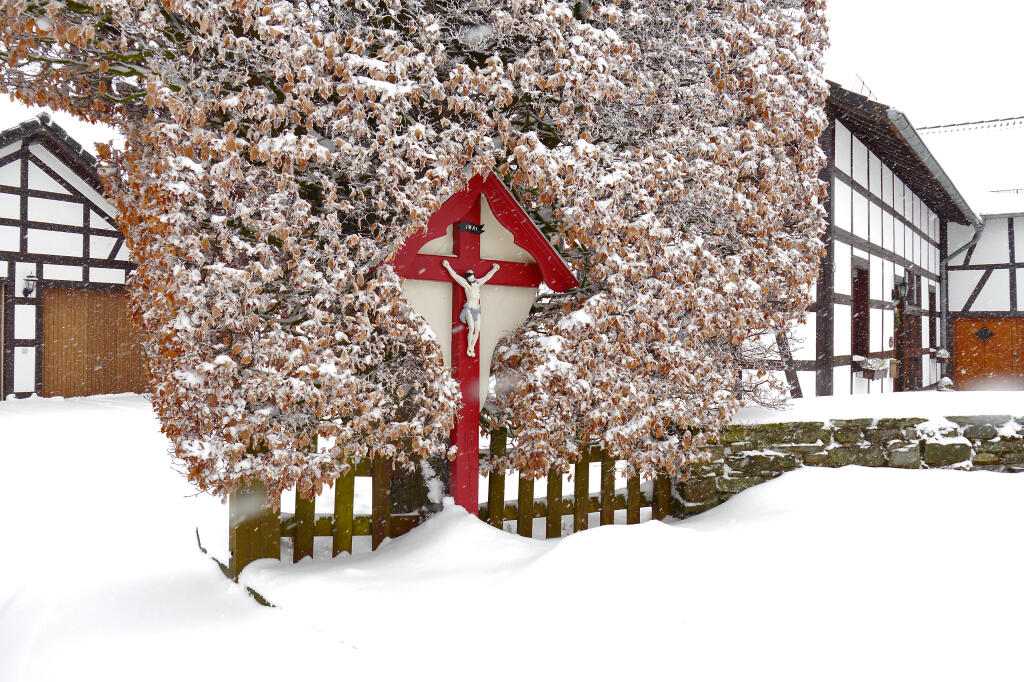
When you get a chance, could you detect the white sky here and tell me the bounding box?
[824,0,1024,216]
[1,2,1021,212]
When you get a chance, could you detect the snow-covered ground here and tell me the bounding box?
[3,394,1024,681]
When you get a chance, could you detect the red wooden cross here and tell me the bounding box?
[393,173,577,513]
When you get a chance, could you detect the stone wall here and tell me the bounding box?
[678,414,1024,515]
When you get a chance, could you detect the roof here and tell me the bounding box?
[827,82,981,226]
[0,113,103,190]
[393,172,579,292]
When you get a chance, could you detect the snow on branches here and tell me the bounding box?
[0,0,827,494]
[483,1,829,479]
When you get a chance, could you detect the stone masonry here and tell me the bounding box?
[676,414,1024,516]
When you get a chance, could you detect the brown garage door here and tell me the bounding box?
[952,318,1024,390]
[42,287,147,397]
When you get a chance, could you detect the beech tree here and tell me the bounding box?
[0,0,827,496]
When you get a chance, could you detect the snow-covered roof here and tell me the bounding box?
[828,82,981,226]
[0,113,102,189]
[920,123,1024,218]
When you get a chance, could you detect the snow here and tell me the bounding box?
[735,390,1024,424]
[4,394,1024,681]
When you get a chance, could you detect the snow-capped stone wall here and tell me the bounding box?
[679,414,1023,514]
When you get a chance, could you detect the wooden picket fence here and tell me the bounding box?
[228,432,675,578]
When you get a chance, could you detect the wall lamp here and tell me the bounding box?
[22,273,38,297]
[893,280,909,301]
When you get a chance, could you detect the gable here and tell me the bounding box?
[394,172,578,292]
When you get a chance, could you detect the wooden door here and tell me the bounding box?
[953,318,1024,390]
[42,287,147,397]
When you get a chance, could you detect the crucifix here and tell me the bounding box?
[392,173,578,514]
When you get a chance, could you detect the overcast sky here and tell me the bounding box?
[2,2,1021,210]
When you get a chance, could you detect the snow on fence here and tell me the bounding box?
[228,431,674,578]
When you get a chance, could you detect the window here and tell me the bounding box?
[852,266,870,358]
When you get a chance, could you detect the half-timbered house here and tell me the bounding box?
[0,114,144,399]
[779,82,983,398]
[946,212,1024,388]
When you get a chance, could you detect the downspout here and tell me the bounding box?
[886,109,984,368]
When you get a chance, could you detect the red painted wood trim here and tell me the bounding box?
[393,173,578,292]
[392,255,542,287]
[479,173,578,291]
[450,196,481,514]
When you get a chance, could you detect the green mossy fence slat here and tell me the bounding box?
[228,430,674,578]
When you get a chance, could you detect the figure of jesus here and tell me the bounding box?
[442,259,500,357]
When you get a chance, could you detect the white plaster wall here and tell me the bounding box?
[13,346,35,393]
[869,153,881,198]
[894,178,905,217]
[0,191,19,219]
[835,121,851,175]
[28,162,70,195]
[1018,268,1024,305]
[89,267,126,284]
[869,204,882,246]
[833,179,851,232]
[0,161,19,187]
[832,365,851,396]
[882,309,894,355]
[945,222,974,266]
[971,269,1010,311]
[113,243,130,261]
[27,228,82,257]
[42,264,83,281]
[947,270,982,312]
[1015,218,1024,263]
[796,370,816,398]
[28,197,82,226]
[0,224,19,251]
[893,221,905,259]
[882,212,894,252]
[0,142,20,160]
[852,136,868,188]
[30,145,118,218]
[89,235,118,259]
[869,309,882,353]
[834,241,851,296]
[14,304,34,339]
[852,372,869,395]
[833,302,851,356]
[790,315,816,362]
[852,192,868,240]
[91,211,117,232]
[852,247,868,262]
[882,165,893,206]
[971,218,1009,265]
[869,255,883,301]
[0,261,7,277]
